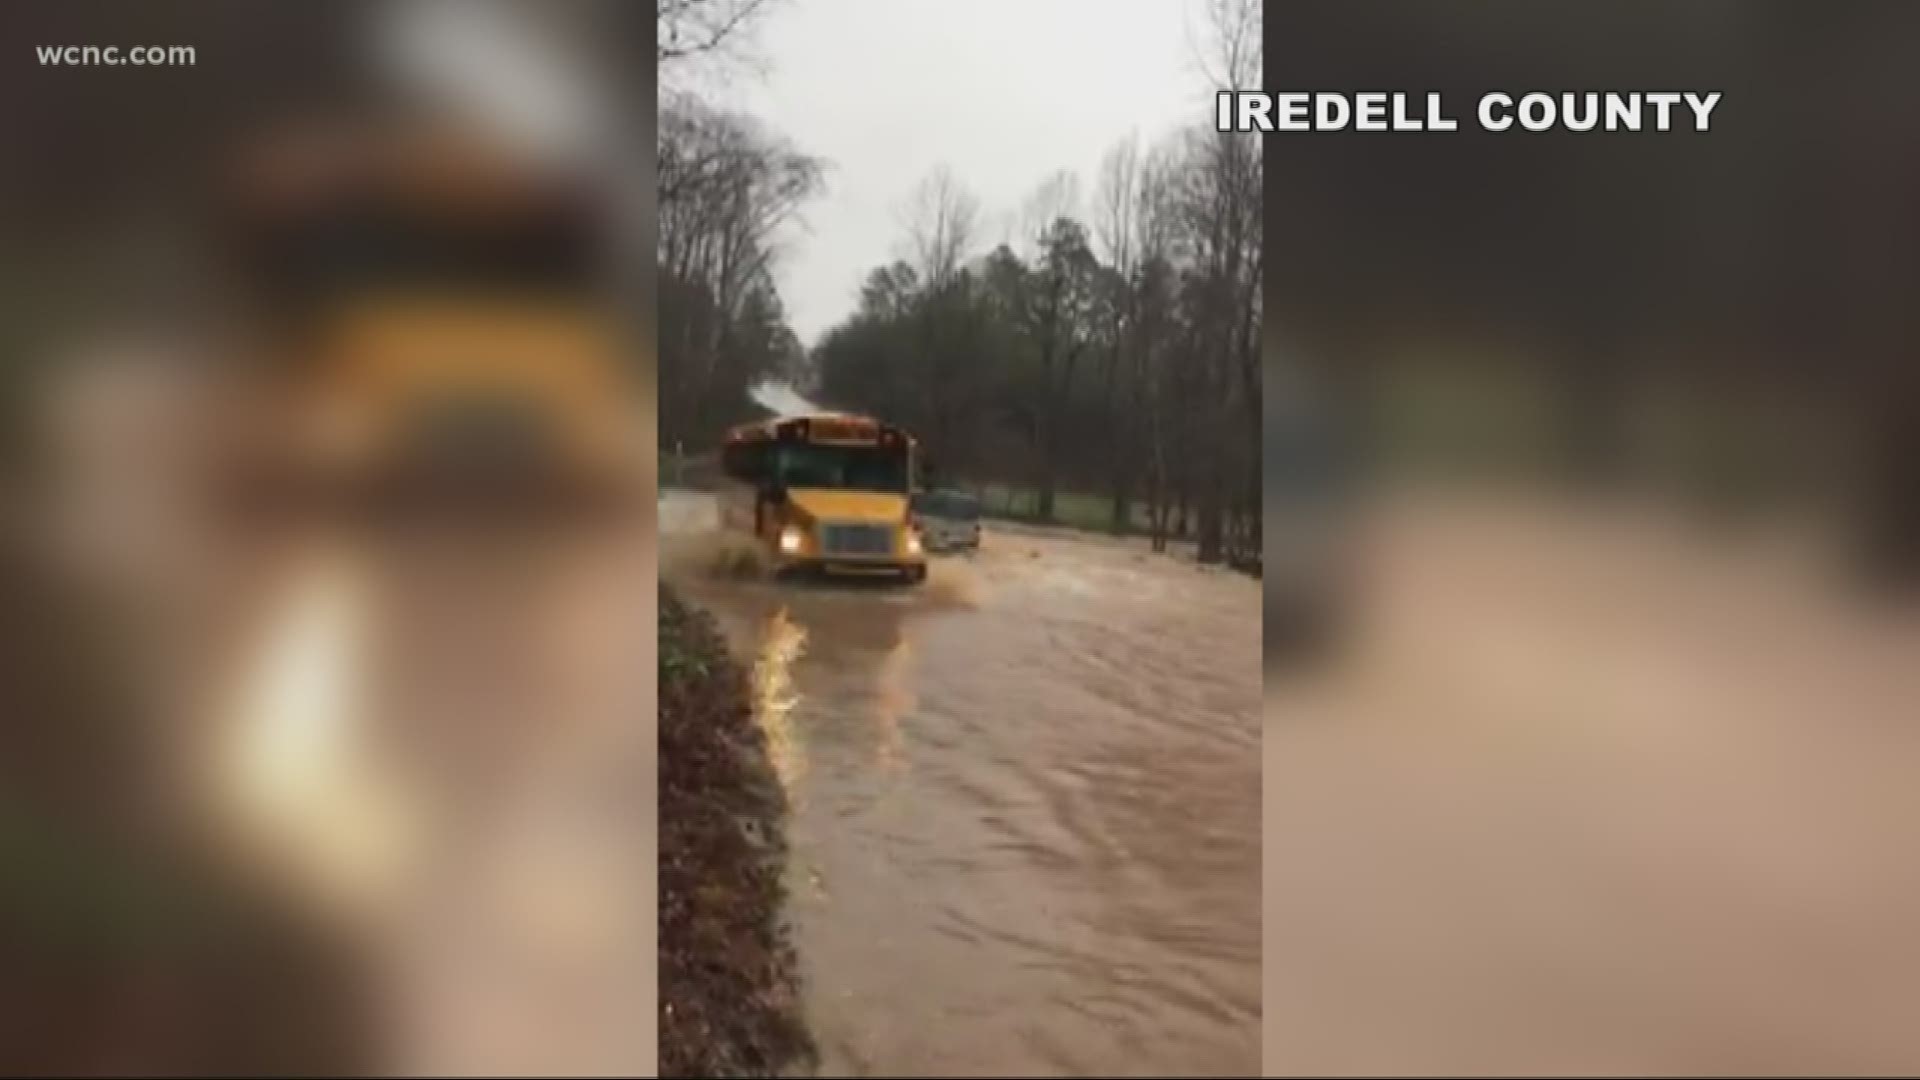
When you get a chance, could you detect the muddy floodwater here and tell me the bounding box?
[661,490,1263,1077]
[1266,492,1920,1076]
[37,360,660,1074]
[136,515,660,1075]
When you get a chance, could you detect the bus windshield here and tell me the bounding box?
[247,199,601,305]
[775,442,909,493]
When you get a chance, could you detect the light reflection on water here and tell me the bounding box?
[752,606,810,803]
[218,542,421,916]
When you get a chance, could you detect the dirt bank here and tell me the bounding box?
[658,586,814,1079]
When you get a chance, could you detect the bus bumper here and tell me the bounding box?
[774,554,928,583]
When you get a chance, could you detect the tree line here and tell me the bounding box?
[656,0,815,449]
[810,112,1261,565]
[656,90,821,447]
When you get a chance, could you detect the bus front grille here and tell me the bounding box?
[819,522,893,556]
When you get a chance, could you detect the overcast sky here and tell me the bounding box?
[728,0,1212,347]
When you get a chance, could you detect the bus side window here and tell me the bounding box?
[723,440,769,483]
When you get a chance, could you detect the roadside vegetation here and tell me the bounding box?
[657,585,814,1079]
[655,12,815,1074]
[666,449,1158,541]
[1275,3,1920,595]
[807,72,1263,567]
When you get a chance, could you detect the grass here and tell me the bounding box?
[661,454,1157,536]
[664,450,722,491]
[1368,358,1851,520]
[658,586,815,1079]
[975,482,1154,534]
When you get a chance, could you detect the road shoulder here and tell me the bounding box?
[658,585,815,1078]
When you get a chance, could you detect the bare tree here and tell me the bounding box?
[1093,135,1144,528]
[901,165,981,292]
[1187,0,1261,91]
[657,0,779,64]
[794,24,1257,571]
[1134,139,1184,270]
[1019,171,1081,257]
[1094,136,1142,276]
[1171,0,1263,563]
[895,167,983,465]
[657,96,823,444]
[1121,138,1182,545]
[659,101,821,317]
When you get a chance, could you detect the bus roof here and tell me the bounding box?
[725,411,916,445]
[225,118,597,228]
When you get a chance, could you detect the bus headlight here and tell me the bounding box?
[905,530,923,555]
[778,525,805,554]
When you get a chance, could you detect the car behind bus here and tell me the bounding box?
[912,488,982,553]
[1267,364,1358,659]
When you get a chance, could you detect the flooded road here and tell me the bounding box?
[1267,491,1920,1076]
[150,516,658,1075]
[662,490,1263,1076]
[232,519,658,1076]
[37,360,659,1074]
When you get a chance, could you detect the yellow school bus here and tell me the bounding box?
[221,120,642,501]
[719,411,928,583]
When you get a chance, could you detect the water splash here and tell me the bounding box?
[920,553,985,610]
[750,607,809,802]
[748,381,823,418]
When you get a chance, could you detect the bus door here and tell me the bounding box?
[719,435,771,537]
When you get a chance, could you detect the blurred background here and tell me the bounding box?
[1265,2,1920,1075]
[1,1,656,1074]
